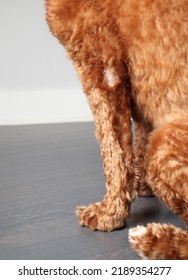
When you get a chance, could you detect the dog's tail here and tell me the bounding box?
[129,223,188,260]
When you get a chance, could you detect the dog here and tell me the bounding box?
[45,0,188,259]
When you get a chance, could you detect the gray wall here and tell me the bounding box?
[0,0,92,124]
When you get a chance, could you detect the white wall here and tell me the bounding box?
[0,0,92,125]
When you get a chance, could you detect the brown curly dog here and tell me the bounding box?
[45,0,188,259]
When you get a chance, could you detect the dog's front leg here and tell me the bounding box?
[76,62,136,231]
[133,121,153,197]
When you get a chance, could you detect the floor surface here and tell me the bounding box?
[0,122,185,260]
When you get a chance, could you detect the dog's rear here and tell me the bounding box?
[46,0,188,259]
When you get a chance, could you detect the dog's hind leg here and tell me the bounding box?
[76,60,136,231]
[129,120,188,259]
[147,120,188,224]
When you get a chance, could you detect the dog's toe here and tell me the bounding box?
[129,225,147,243]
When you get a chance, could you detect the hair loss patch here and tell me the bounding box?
[104,68,119,87]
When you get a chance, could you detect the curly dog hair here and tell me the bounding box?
[45,0,188,259]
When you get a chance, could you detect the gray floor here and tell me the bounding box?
[0,122,185,260]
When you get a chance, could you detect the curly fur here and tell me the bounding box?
[45,0,188,259]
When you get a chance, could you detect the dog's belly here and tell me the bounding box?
[130,90,188,129]
[129,47,188,128]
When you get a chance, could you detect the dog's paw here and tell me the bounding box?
[76,201,128,231]
[128,223,188,260]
